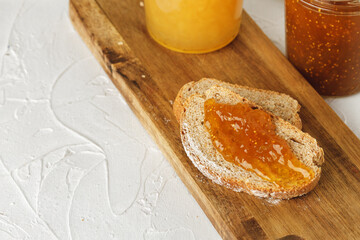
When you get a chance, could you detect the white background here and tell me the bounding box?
[0,0,359,239]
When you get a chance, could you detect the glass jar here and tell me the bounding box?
[144,0,244,54]
[285,0,360,96]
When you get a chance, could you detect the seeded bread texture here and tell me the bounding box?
[174,78,302,129]
[179,86,324,199]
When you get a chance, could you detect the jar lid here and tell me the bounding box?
[299,0,360,15]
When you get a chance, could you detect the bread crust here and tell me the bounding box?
[182,137,321,199]
[179,86,324,199]
[173,81,195,123]
[173,78,302,129]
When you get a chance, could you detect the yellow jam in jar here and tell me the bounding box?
[204,99,314,189]
[286,0,360,96]
[144,0,243,53]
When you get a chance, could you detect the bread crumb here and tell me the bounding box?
[265,198,281,205]
[139,1,144,7]
[163,117,171,124]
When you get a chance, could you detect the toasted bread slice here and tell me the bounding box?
[174,78,302,129]
[180,86,324,199]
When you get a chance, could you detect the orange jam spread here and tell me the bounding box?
[204,99,315,189]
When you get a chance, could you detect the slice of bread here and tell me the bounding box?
[174,78,302,129]
[180,86,324,199]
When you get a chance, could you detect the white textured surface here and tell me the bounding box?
[0,0,359,239]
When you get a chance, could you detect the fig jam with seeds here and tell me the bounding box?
[286,0,360,96]
[204,99,314,189]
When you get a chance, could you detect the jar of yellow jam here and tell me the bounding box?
[286,0,360,96]
[144,0,244,53]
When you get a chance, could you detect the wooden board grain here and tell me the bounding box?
[69,0,360,239]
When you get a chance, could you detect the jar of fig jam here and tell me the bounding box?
[285,0,360,96]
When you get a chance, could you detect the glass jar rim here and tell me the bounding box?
[299,0,360,16]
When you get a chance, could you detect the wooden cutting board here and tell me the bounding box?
[69,0,360,239]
